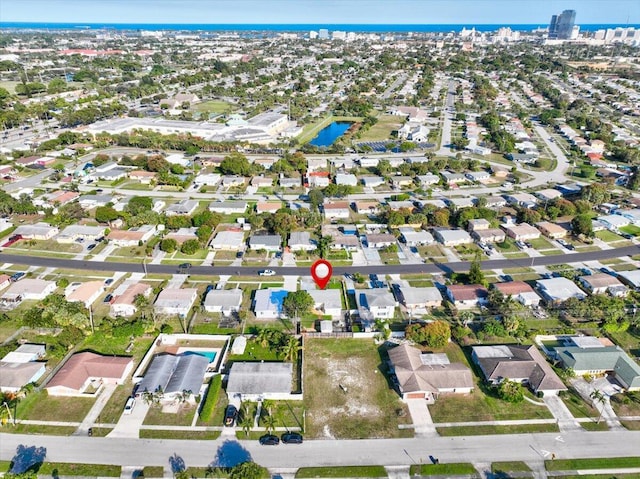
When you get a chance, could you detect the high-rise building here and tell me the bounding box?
[548,10,576,39]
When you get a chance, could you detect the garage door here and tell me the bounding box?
[406,393,426,399]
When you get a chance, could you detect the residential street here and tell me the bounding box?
[1,431,639,469]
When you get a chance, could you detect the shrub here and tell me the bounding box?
[199,374,222,422]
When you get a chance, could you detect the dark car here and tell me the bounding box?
[104,278,114,286]
[236,251,244,258]
[87,243,97,250]
[103,294,113,303]
[179,262,192,269]
[224,405,238,427]
[10,272,26,282]
[259,434,279,446]
[281,432,303,444]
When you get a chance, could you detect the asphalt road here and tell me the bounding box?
[1,431,639,469]
[1,244,638,277]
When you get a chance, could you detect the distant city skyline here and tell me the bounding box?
[1,0,639,25]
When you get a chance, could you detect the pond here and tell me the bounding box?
[309,121,352,147]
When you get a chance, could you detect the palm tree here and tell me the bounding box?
[590,389,606,424]
[256,327,273,348]
[316,235,334,259]
[262,413,277,434]
[239,410,253,437]
[280,335,301,362]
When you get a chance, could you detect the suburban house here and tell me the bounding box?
[251,176,273,188]
[467,219,491,232]
[129,170,157,184]
[308,289,343,319]
[248,234,282,252]
[221,175,245,188]
[165,227,199,245]
[253,288,288,319]
[493,281,542,307]
[203,289,243,316]
[387,200,415,211]
[288,231,316,252]
[12,223,59,241]
[433,229,473,246]
[502,223,541,241]
[471,344,567,396]
[136,353,209,402]
[505,193,538,209]
[578,273,628,297]
[399,228,434,246]
[193,173,221,186]
[616,270,640,290]
[153,288,198,317]
[0,344,47,393]
[165,199,200,217]
[226,362,295,401]
[536,277,587,303]
[417,174,440,187]
[56,225,105,244]
[65,281,105,308]
[365,233,396,249]
[551,338,640,391]
[1,279,56,304]
[335,173,358,186]
[209,230,245,251]
[535,189,563,202]
[208,200,248,215]
[472,228,506,243]
[46,352,133,396]
[465,171,490,182]
[110,283,153,317]
[307,172,330,188]
[280,177,300,188]
[397,286,442,313]
[361,176,385,188]
[107,225,156,247]
[597,214,630,232]
[445,284,489,309]
[78,194,113,209]
[388,343,474,403]
[391,176,414,188]
[536,221,569,239]
[256,202,282,214]
[354,201,380,215]
[0,275,10,291]
[441,172,467,184]
[357,289,397,320]
[323,201,351,220]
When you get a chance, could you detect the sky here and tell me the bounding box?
[1,0,639,25]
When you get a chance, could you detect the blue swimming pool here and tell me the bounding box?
[181,350,217,363]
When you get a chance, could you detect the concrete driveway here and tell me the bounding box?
[405,399,436,437]
[107,400,151,438]
[570,377,624,430]
[543,394,582,432]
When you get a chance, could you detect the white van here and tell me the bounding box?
[123,397,136,415]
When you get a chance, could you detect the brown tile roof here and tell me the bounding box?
[447,284,488,301]
[494,281,535,295]
[389,343,474,394]
[47,352,132,390]
[112,283,152,307]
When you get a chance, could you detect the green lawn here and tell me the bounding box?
[0,462,121,476]
[596,230,625,242]
[437,423,559,436]
[491,462,532,473]
[409,463,478,476]
[358,114,403,141]
[143,404,197,426]
[545,457,640,471]
[139,429,221,440]
[17,390,95,422]
[620,225,640,236]
[296,466,388,478]
[193,100,233,114]
[98,385,136,424]
[529,237,554,250]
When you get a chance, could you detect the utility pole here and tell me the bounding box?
[88,305,94,334]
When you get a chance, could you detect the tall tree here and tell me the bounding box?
[468,252,487,286]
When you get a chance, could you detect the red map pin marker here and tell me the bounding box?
[311,259,332,290]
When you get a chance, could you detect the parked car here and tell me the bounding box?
[259,434,280,446]
[103,294,113,303]
[104,278,114,286]
[179,262,192,269]
[87,243,97,250]
[236,251,244,258]
[224,405,238,427]
[123,397,136,415]
[259,269,276,276]
[281,432,303,444]
[10,272,26,282]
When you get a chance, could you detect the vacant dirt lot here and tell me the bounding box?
[304,338,411,439]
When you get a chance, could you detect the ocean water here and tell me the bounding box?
[1,22,638,33]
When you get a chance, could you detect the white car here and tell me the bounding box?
[123,397,136,415]
[259,269,276,276]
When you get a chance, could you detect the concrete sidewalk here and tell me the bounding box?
[74,383,118,435]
